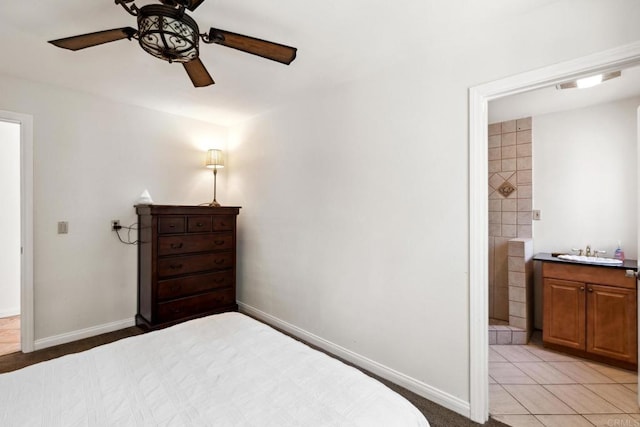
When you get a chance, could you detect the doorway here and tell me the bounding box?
[0,110,34,354]
[468,41,640,423]
[0,120,21,355]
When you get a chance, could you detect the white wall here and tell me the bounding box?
[533,97,639,259]
[0,0,638,419]
[226,0,640,412]
[0,121,21,317]
[0,74,228,341]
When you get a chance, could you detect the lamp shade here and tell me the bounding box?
[206,149,224,169]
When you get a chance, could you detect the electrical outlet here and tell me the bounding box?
[532,210,541,220]
[57,221,68,234]
[111,220,121,230]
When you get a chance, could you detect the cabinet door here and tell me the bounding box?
[543,278,586,350]
[586,284,637,364]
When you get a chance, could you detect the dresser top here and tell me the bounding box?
[135,205,241,215]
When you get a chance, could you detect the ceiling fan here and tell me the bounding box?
[48,0,298,87]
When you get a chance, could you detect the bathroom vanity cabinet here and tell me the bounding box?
[541,260,637,369]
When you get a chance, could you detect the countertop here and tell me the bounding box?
[534,252,638,271]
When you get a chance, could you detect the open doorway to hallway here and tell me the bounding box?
[0,119,21,356]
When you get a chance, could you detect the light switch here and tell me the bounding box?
[57,221,68,234]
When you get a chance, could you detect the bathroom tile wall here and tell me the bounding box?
[488,117,533,321]
[508,238,533,333]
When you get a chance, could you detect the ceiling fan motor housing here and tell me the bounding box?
[137,4,200,63]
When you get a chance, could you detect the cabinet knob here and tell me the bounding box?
[588,288,594,292]
[197,222,204,227]
[580,286,585,292]
[170,243,183,249]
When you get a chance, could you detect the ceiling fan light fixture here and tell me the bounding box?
[137,4,199,63]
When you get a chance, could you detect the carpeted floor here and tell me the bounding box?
[0,324,507,427]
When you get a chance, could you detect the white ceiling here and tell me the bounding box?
[1,0,574,127]
[2,0,636,127]
[489,64,640,123]
[0,0,439,126]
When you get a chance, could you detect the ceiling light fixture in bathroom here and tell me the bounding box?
[556,70,621,90]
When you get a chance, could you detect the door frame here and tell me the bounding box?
[468,41,640,423]
[0,110,34,353]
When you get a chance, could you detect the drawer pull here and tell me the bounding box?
[215,259,225,265]
[170,264,183,270]
[197,222,204,227]
[214,240,225,245]
[214,278,225,283]
[169,224,176,228]
[170,307,182,313]
[170,243,184,249]
[170,284,181,292]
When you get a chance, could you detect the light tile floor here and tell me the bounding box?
[0,315,20,356]
[490,332,639,427]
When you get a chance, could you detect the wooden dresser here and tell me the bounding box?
[135,205,241,330]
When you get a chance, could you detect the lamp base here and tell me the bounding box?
[209,200,221,207]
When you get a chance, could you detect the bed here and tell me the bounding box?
[0,312,429,426]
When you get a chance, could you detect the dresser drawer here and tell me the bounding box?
[158,216,185,234]
[158,233,233,256]
[157,270,234,300]
[157,252,234,278]
[213,215,234,231]
[157,289,235,322]
[187,215,212,233]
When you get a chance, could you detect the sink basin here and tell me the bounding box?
[556,254,623,265]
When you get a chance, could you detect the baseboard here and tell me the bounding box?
[238,301,471,419]
[0,308,20,318]
[34,318,136,351]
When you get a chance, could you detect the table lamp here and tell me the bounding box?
[206,149,224,207]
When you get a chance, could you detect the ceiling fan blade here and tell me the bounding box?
[49,27,137,51]
[208,28,297,65]
[186,0,206,11]
[183,58,215,87]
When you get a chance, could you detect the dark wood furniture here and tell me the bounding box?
[135,205,240,330]
[542,261,637,369]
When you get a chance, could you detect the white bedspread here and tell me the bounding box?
[0,312,429,426]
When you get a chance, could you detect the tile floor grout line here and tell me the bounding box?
[540,383,626,415]
[532,413,597,427]
[490,331,639,425]
[494,383,533,416]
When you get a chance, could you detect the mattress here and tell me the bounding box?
[0,312,429,426]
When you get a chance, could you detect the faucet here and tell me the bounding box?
[593,250,606,258]
[571,245,606,257]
